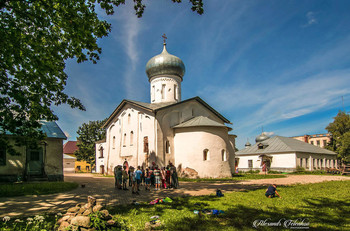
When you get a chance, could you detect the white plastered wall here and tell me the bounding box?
[150,75,182,104]
[103,105,156,174]
[174,127,233,178]
[155,100,230,170]
[237,153,297,169]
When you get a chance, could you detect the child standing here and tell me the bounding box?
[135,166,142,192]
[129,167,137,194]
[145,168,151,191]
[154,166,161,191]
[122,166,128,190]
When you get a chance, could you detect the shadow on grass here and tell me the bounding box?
[109,195,350,230]
[167,197,349,231]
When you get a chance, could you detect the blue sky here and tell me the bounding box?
[54,0,350,149]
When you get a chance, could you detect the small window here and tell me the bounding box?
[248,160,253,168]
[203,149,209,161]
[0,148,6,166]
[317,140,320,146]
[86,166,90,171]
[152,85,155,102]
[310,141,314,145]
[30,151,40,161]
[128,114,131,124]
[305,158,309,168]
[162,84,166,99]
[112,136,116,149]
[166,140,170,154]
[123,133,126,146]
[77,166,81,171]
[99,147,104,158]
[300,158,303,167]
[143,136,149,153]
[221,149,226,161]
[130,131,134,146]
[323,140,327,147]
[174,84,178,100]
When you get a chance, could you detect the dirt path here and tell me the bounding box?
[0,174,348,218]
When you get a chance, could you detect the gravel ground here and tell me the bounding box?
[0,173,349,218]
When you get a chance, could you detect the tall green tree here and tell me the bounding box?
[75,119,107,166]
[326,111,350,163]
[0,0,203,149]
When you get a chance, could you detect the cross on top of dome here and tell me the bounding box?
[162,33,167,45]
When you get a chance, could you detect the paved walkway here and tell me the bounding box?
[0,174,349,218]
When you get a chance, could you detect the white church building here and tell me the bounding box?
[95,41,236,178]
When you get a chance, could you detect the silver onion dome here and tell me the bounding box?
[255,133,270,143]
[146,44,185,80]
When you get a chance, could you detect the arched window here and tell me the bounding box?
[130,131,134,146]
[166,140,170,154]
[128,114,131,124]
[99,147,104,158]
[174,84,178,100]
[112,136,116,149]
[161,84,166,99]
[203,149,209,161]
[221,149,226,161]
[123,133,126,146]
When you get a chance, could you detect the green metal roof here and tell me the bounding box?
[39,121,67,139]
[103,96,231,128]
[172,116,232,131]
[2,120,67,139]
[236,136,336,156]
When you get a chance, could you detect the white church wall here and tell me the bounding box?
[174,127,233,178]
[154,99,231,173]
[95,142,107,174]
[228,135,237,171]
[103,105,157,174]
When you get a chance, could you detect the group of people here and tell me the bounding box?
[113,161,179,195]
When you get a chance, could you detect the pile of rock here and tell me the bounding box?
[57,196,116,231]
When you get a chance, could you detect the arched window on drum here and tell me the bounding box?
[203,149,210,161]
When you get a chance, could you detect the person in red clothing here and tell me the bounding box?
[165,166,171,188]
[161,167,166,189]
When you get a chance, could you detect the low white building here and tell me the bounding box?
[95,41,236,178]
[236,135,337,172]
[63,154,76,173]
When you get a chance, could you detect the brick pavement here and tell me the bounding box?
[0,173,349,218]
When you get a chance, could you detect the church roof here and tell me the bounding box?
[103,96,231,128]
[236,136,337,156]
[172,116,232,131]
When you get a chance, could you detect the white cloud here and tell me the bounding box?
[110,3,143,99]
[303,11,318,27]
[64,131,71,138]
[204,68,350,135]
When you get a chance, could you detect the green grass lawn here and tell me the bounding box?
[0,182,78,197]
[108,180,350,230]
[179,174,286,182]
